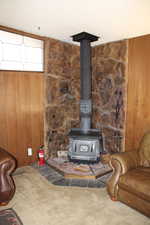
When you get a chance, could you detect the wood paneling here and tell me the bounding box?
[125,35,150,151]
[0,71,44,166]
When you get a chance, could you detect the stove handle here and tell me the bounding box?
[91,144,94,152]
[74,143,77,152]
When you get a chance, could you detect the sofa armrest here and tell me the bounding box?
[0,148,16,205]
[107,151,140,200]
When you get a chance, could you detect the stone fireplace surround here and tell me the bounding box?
[45,37,127,159]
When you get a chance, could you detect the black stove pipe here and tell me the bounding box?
[80,38,91,100]
[72,32,99,133]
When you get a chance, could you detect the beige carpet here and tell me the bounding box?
[1,166,149,225]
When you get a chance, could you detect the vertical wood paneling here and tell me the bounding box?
[125,35,150,151]
[0,74,8,150]
[0,71,44,166]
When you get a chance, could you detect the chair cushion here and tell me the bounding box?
[139,132,150,167]
[119,167,150,202]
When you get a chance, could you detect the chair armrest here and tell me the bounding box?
[110,151,140,174]
[0,148,15,164]
[107,151,140,200]
[0,148,16,205]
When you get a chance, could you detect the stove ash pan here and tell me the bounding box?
[68,128,103,163]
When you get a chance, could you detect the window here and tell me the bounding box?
[0,30,44,71]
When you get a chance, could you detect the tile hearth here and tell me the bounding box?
[47,157,112,179]
[32,158,112,188]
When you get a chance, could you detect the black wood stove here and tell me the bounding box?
[68,32,104,163]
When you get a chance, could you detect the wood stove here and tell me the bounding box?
[68,32,104,163]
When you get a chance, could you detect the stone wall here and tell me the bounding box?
[45,38,80,158]
[45,38,127,157]
[92,40,127,153]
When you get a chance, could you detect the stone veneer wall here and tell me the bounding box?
[92,40,128,153]
[45,38,127,157]
[45,38,80,158]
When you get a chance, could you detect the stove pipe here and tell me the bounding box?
[72,32,99,133]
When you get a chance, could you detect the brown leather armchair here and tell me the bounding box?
[107,132,150,217]
[0,148,16,206]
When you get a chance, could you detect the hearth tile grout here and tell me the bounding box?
[31,162,112,188]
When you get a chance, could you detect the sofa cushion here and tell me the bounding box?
[119,167,150,202]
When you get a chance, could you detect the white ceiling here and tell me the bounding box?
[0,0,150,45]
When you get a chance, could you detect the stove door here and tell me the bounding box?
[68,138,100,162]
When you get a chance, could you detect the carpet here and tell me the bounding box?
[1,166,150,225]
[0,208,23,225]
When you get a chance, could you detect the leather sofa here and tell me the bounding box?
[0,148,16,206]
[107,132,150,217]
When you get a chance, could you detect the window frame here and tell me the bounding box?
[0,25,45,73]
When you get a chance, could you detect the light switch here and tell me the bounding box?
[27,147,32,156]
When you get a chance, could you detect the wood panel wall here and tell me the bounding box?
[0,71,44,166]
[125,35,150,151]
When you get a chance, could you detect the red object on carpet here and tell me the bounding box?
[0,208,23,225]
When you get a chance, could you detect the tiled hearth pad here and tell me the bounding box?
[47,157,112,180]
[32,162,112,188]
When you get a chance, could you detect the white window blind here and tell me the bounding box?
[0,30,44,72]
